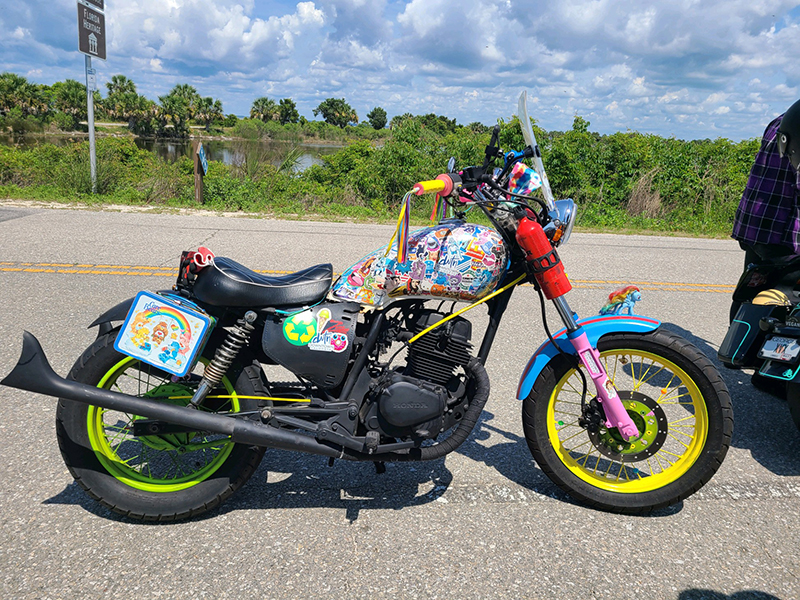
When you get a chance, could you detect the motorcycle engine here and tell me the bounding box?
[369,310,473,440]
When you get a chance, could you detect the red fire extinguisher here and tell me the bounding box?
[516,216,572,299]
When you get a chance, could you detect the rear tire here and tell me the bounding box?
[56,329,265,521]
[523,329,733,514]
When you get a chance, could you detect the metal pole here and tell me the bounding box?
[85,54,97,194]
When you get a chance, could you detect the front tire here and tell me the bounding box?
[523,329,733,514]
[56,330,265,521]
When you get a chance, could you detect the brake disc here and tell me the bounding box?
[588,391,668,463]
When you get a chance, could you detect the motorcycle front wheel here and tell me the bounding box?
[56,330,265,521]
[523,329,733,514]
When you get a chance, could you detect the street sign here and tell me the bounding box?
[77,3,106,60]
[86,68,97,91]
[79,0,104,10]
[198,143,209,176]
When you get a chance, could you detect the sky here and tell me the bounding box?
[2,0,800,140]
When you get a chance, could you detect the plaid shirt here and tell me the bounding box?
[732,114,800,253]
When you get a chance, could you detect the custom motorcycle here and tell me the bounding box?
[2,92,733,520]
[720,256,800,431]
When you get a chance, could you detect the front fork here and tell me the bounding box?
[552,296,639,441]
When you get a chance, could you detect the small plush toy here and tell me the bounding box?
[599,285,642,315]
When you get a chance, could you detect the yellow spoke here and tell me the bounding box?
[656,374,678,401]
[673,423,697,437]
[578,449,596,467]
[555,399,583,406]
[633,360,658,391]
[559,428,589,444]
[668,415,697,426]
[553,409,581,417]
[669,428,696,440]
[667,432,691,449]
[659,390,693,404]
[632,356,643,386]
[654,454,666,472]
[660,449,686,460]
[592,455,602,474]
[639,363,668,387]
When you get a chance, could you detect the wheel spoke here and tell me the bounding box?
[668,432,693,448]
[540,343,714,498]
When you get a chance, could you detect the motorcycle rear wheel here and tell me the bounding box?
[56,330,265,521]
[523,329,732,514]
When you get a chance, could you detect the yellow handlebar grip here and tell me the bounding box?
[413,179,447,195]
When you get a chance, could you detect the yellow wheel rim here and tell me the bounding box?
[87,357,238,493]
[546,349,709,493]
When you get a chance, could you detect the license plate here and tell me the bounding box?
[758,336,800,362]
[114,291,214,377]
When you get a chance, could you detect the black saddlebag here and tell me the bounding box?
[719,303,782,368]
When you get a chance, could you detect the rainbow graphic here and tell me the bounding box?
[114,291,213,377]
[139,302,193,339]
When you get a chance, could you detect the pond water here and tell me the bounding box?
[0,134,341,171]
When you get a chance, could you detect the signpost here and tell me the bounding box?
[76,0,106,193]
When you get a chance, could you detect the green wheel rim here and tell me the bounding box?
[546,349,709,494]
[87,356,238,492]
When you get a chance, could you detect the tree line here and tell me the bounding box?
[0,71,411,137]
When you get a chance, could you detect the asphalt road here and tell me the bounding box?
[0,204,797,600]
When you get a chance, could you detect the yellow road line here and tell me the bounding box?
[0,261,736,293]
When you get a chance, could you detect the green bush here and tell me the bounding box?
[0,115,761,236]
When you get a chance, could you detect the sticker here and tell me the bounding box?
[283,310,317,346]
[114,291,212,378]
[308,318,350,353]
[332,222,508,307]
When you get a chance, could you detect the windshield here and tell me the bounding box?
[517,91,556,210]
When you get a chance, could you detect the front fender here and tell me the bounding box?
[516,314,661,400]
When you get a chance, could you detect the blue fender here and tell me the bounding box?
[515,314,661,400]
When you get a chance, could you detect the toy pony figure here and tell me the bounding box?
[599,285,642,315]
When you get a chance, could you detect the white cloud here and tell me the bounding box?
[0,0,798,139]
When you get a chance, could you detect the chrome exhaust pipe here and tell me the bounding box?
[1,332,340,458]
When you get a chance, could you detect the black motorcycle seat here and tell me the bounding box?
[192,257,333,308]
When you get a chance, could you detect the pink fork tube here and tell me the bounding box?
[568,331,639,441]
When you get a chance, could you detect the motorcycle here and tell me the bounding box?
[719,255,800,431]
[1,92,733,520]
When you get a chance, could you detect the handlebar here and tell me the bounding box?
[413,179,447,195]
[413,173,462,196]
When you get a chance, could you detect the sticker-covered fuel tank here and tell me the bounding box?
[331,220,509,308]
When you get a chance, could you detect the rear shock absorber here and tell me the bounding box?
[188,311,257,408]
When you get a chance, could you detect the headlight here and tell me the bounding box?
[544,199,577,247]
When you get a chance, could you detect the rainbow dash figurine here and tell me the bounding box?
[599,285,642,315]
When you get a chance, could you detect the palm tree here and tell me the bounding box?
[0,72,44,117]
[250,96,278,122]
[195,96,224,131]
[106,74,136,97]
[158,91,191,137]
[52,79,87,129]
[170,84,200,119]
